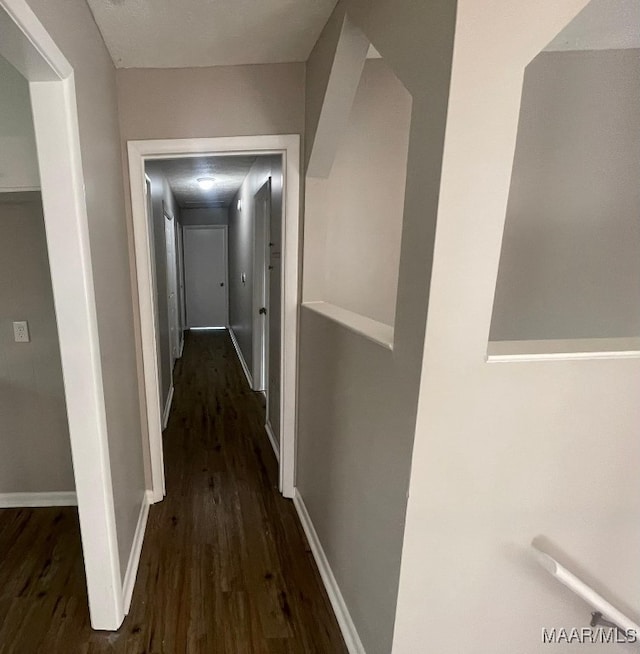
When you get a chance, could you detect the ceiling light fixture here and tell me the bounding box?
[197,177,215,190]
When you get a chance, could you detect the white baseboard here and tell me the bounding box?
[0,491,77,508]
[292,490,366,654]
[122,490,151,615]
[264,420,280,462]
[162,384,174,430]
[228,327,254,389]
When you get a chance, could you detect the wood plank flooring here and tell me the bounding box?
[0,331,348,654]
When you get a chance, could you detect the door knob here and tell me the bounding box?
[220,282,224,287]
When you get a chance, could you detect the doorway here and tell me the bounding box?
[183,225,228,328]
[129,136,300,500]
[0,0,124,630]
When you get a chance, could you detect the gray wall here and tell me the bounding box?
[0,56,39,191]
[26,0,146,576]
[0,193,74,493]
[116,63,304,143]
[306,57,412,326]
[491,49,640,341]
[296,0,457,651]
[145,164,180,409]
[228,156,282,410]
[297,311,408,654]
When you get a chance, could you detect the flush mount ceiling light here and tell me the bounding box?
[197,177,215,190]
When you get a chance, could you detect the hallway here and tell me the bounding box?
[0,331,347,653]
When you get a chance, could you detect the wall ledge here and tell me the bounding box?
[487,337,640,363]
[302,301,394,350]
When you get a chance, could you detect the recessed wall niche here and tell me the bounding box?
[488,0,640,357]
[303,48,412,347]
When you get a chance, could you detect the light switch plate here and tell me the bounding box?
[13,321,30,343]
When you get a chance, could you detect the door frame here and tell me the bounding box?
[0,0,124,629]
[183,224,229,329]
[128,136,301,499]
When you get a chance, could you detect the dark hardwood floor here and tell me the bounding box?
[0,331,348,654]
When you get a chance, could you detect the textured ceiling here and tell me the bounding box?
[545,0,640,51]
[154,156,257,208]
[86,0,337,68]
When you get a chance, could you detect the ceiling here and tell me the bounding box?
[155,155,257,208]
[86,0,337,68]
[545,0,640,51]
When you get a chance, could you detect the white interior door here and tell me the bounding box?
[175,223,186,352]
[183,226,228,328]
[146,176,164,410]
[267,179,281,441]
[253,179,271,393]
[164,212,180,365]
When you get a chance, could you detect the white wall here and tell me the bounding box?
[145,164,180,408]
[393,1,640,652]
[0,55,39,191]
[304,57,412,326]
[490,48,640,341]
[0,192,73,493]
[25,0,146,577]
[296,2,457,652]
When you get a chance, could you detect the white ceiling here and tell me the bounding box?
[545,0,640,51]
[86,0,337,68]
[154,155,257,208]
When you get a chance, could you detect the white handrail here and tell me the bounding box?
[532,541,640,635]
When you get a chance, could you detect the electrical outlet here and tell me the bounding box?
[13,321,30,343]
